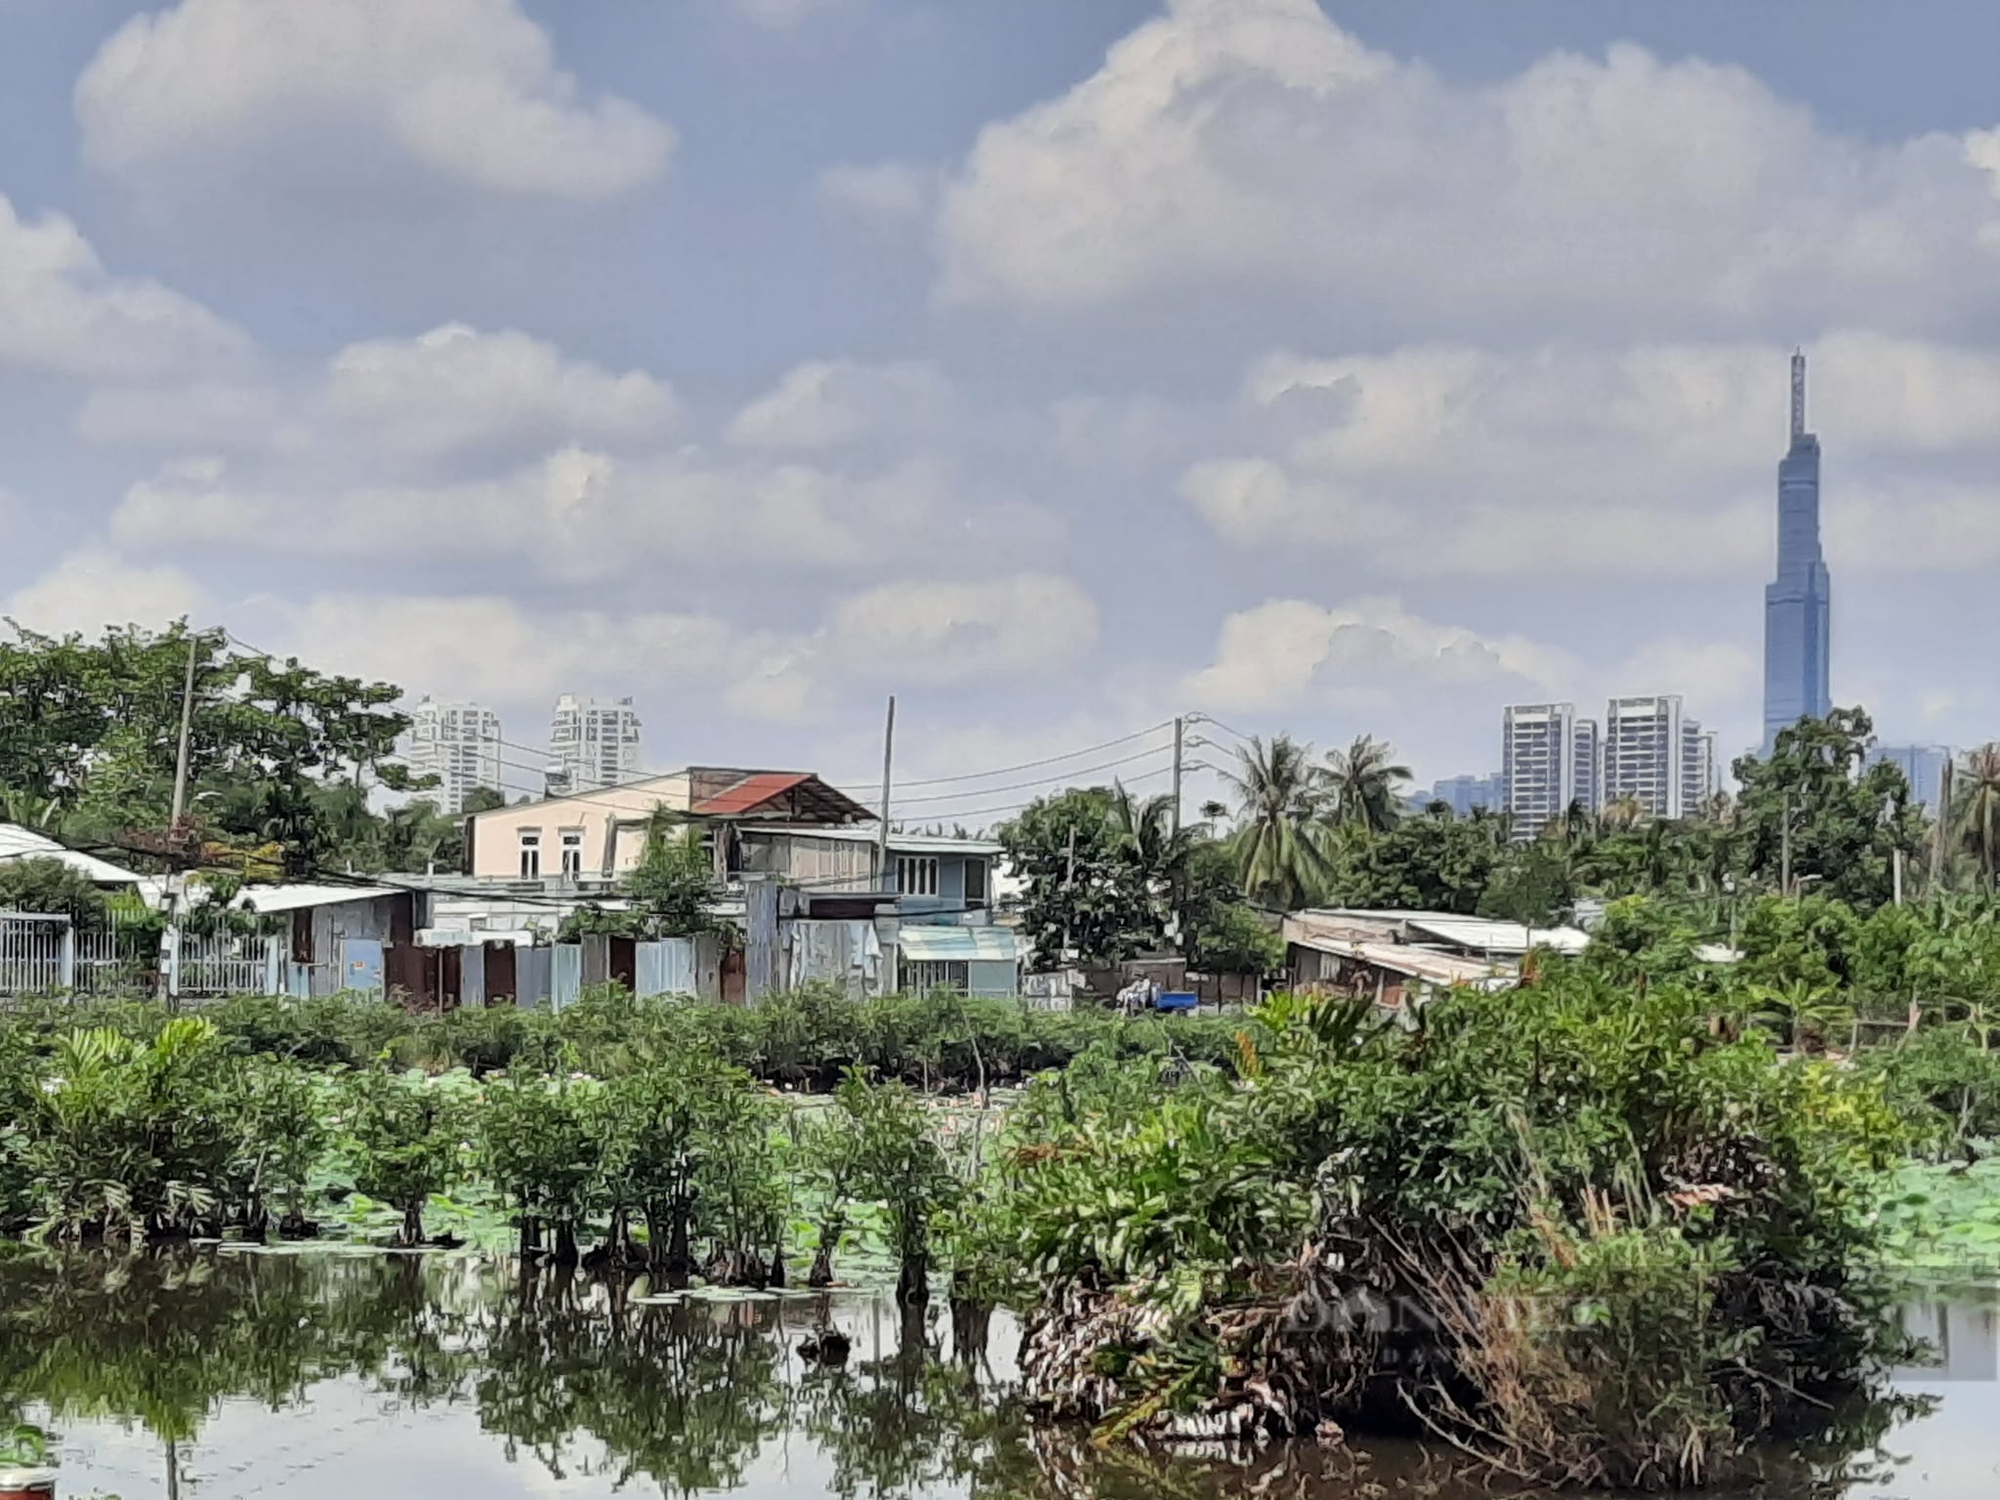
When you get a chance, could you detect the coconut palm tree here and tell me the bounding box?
[1324,734,1413,836]
[1955,743,2000,891]
[1219,734,1330,909]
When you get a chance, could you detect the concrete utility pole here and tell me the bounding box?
[1171,716,1185,836]
[169,631,200,835]
[1061,822,1078,963]
[875,695,896,887]
[1781,792,1793,899]
[161,628,207,1006]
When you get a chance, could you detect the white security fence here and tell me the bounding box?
[0,912,287,1000]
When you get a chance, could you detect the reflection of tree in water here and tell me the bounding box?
[0,1251,473,1444]
[796,1302,1028,1500]
[0,1253,1920,1500]
[474,1272,790,1495]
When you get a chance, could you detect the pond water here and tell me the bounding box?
[1,1250,1996,1500]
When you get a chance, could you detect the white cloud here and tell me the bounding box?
[0,195,251,380]
[1183,332,2000,578]
[82,324,679,465]
[823,573,1099,682]
[76,0,675,200]
[263,592,787,715]
[6,550,211,636]
[937,0,2000,337]
[1604,639,1760,707]
[726,359,951,450]
[1184,596,1576,715]
[107,444,1060,584]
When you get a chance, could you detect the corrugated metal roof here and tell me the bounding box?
[693,771,812,816]
[236,884,406,914]
[0,823,141,884]
[1297,908,1589,956]
[1402,916,1591,955]
[898,926,1021,963]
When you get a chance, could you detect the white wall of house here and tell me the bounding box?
[467,773,694,881]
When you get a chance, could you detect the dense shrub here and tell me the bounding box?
[983,973,1908,1484]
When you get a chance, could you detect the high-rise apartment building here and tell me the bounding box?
[1573,718,1602,815]
[1606,695,1703,820]
[1681,724,1719,814]
[1870,744,1951,815]
[1502,703,1586,838]
[1429,773,1506,818]
[550,695,643,792]
[1762,352,1832,752]
[404,697,503,814]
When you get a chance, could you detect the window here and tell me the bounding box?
[561,828,584,878]
[905,960,969,994]
[519,830,541,880]
[896,855,939,897]
[963,858,988,907]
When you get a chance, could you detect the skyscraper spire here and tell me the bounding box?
[1790,348,1806,442]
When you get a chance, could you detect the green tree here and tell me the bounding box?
[341,1071,469,1248]
[1324,734,1412,836]
[1954,743,2000,891]
[0,621,416,878]
[838,1069,959,1306]
[1732,709,1923,912]
[1219,734,1330,908]
[997,788,1159,969]
[1328,805,1497,913]
[625,820,722,938]
[0,857,110,928]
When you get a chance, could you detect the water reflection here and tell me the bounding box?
[0,1250,1989,1500]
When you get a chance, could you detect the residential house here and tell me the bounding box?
[232,883,434,1001]
[456,767,1021,1000]
[1282,908,1590,1012]
[464,767,879,885]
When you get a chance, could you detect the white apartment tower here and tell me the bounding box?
[405,698,503,814]
[1682,724,1719,815]
[1605,695,1712,820]
[550,695,643,791]
[1503,702,1585,839]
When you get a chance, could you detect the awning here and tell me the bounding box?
[897,926,1020,963]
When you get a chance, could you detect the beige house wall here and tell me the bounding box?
[467,774,692,881]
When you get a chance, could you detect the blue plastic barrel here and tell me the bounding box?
[1156,991,1198,1012]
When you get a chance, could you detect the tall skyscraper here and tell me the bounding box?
[1502,703,1591,838]
[404,697,503,814]
[1762,351,1832,752]
[1869,744,1951,815]
[550,695,643,791]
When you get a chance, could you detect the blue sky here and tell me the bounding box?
[3,0,1998,818]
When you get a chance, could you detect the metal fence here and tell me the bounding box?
[0,913,72,993]
[0,912,286,1000]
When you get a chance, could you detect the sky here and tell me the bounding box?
[4,0,2000,820]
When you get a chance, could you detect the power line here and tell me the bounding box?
[225,631,1189,816]
[826,720,1177,792]
[885,743,1174,808]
